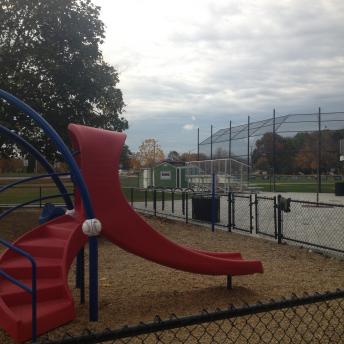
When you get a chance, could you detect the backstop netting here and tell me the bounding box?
[185,158,250,192]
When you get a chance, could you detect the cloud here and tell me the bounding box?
[183,124,195,130]
[93,0,344,153]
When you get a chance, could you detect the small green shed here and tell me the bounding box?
[153,160,187,188]
[139,161,188,189]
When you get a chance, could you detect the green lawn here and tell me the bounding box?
[0,174,180,205]
[119,175,139,187]
[250,182,335,193]
[1,173,340,206]
[249,175,341,193]
[0,185,74,205]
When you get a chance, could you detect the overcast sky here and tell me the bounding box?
[92,0,344,154]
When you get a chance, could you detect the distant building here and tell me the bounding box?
[139,160,188,189]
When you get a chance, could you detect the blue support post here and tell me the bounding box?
[76,248,85,304]
[89,237,98,321]
[211,173,216,232]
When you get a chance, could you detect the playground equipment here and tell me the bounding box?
[0,90,263,343]
[186,158,250,192]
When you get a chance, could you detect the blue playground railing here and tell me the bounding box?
[0,125,73,210]
[0,239,37,343]
[0,193,74,221]
[0,89,99,321]
[0,90,94,219]
[0,172,70,193]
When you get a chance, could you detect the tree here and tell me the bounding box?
[213,147,228,159]
[294,131,341,173]
[119,144,131,170]
[251,133,295,174]
[180,152,207,161]
[136,139,164,167]
[0,0,127,168]
[129,153,141,171]
[167,150,180,161]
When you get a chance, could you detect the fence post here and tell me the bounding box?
[232,193,236,229]
[130,188,134,206]
[317,107,322,199]
[185,192,189,223]
[171,191,175,213]
[227,192,232,231]
[273,196,277,239]
[162,190,165,211]
[144,189,147,208]
[249,193,253,233]
[247,116,250,185]
[197,128,200,161]
[153,189,157,216]
[277,195,282,244]
[228,120,232,160]
[39,186,42,208]
[210,124,213,160]
[254,194,258,234]
[211,173,216,232]
[272,109,276,192]
[182,191,185,215]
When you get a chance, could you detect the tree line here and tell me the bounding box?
[124,138,203,171]
[252,130,344,174]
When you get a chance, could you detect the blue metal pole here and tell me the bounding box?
[76,248,85,304]
[31,260,37,343]
[211,173,216,232]
[89,237,98,321]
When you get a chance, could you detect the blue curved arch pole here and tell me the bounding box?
[0,124,74,210]
[0,89,98,321]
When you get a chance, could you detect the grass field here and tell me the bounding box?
[0,173,342,205]
[249,175,341,193]
[0,175,182,205]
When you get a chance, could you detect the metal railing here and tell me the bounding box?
[0,239,37,342]
[125,187,344,256]
[1,89,98,325]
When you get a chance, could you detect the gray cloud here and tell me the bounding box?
[95,0,344,153]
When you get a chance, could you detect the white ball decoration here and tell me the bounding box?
[82,218,102,236]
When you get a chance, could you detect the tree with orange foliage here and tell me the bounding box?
[135,139,165,168]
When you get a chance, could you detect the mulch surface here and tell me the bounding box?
[0,210,343,342]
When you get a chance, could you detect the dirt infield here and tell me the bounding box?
[0,210,343,342]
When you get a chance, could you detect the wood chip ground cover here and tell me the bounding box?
[0,210,343,343]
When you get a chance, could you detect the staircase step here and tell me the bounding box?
[2,284,66,307]
[0,257,61,279]
[43,224,73,240]
[11,298,75,342]
[0,277,63,297]
[17,237,66,259]
[0,215,82,342]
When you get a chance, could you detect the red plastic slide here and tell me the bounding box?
[69,124,263,276]
[0,124,262,343]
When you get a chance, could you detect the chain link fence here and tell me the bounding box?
[39,290,344,344]
[198,110,344,194]
[125,187,344,256]
[281,199,344,254]
[255,195,276,238]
